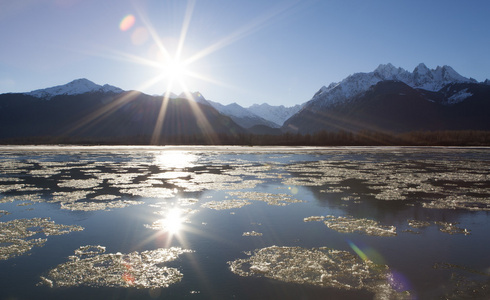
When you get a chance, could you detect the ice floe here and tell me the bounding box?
[201,199,251,210]
[406,219,471,235]
[40,246,193,288]
[304,215,397,236]
[228,245,410,299]
[0,218,83,260]
[242,231,263,237]
[227,191,304,206]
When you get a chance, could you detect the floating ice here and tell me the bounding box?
[423,195,490,211]
[324,216,397,236]
[304,215,396,236]
[434,221,471,235]
[0,218,83,260]
[178,198,199,206]
[0,194,43,204]
[406,220,471,235]
[283,154,490,211]
[185,173,263,192]
[50,190,91,203]
[303,216,325,222]
[119,187,175,199]
[60,199,143,211]
[228,191,304,206]
[0,184,26,193]
[407,220,431,228]
[228,246,409,298]
[74,245,106,256]
[242,231,263,237]
[57,179,102,189]
[41,246,193,288]
[201,199,251,210]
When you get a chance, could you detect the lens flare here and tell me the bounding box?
[348,240,413,295]
[120,14,135,31]
[64,2,301,145]
[347,240,386,265]
[131,27,149,45]
[347,240,369,261]
[387,270,412,293]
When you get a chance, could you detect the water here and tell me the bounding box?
[0,146,489,299]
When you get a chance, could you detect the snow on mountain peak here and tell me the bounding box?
[309,63,475,108]
[374,63,397,76]
[374,63,411,81]
[413,63,430,75]
[248,103,303,126]
[27,78,124,99]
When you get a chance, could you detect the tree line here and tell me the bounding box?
[1,130,489,146]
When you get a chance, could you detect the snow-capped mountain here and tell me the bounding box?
[206,100,278,128]
[284,63,490,134]
[247,103,303,127]
[308,63,477,109]
[26,78,124,99]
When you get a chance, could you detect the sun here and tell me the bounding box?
[160,56,189,84]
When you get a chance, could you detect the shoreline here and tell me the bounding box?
[0,144,489,152]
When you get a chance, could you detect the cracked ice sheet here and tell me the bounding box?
[40,246,193,288]
[228,246,411,299]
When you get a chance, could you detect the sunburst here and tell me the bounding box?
[64,0,300,144]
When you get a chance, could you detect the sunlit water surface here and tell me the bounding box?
[0,146,489,299]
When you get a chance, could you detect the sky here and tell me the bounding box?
[1,0,489,107]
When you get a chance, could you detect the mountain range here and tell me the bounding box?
[0,63,488,144]
[285,63,490,134]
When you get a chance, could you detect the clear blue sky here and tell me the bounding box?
[1,0,489,107]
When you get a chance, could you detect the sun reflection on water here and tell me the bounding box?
[155,151,197,169]
[161,208,185,234]
[148,208,187,236]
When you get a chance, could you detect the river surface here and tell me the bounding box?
[0,146,489,299]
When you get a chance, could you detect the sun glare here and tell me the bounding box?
[160,57,189,84]
[81,1,299,145]
[155,151,197,169]
[161,208,184,234]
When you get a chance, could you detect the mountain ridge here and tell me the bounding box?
[26,78,124,99]
[306,63,478,110]
[284,79,490,134]
[23,79,297,128]
[8,62,489,140]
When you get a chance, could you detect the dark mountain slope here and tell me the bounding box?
[0,91,245,143]
[283,81,490,134]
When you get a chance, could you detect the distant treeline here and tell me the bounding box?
[1,130,490,146]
